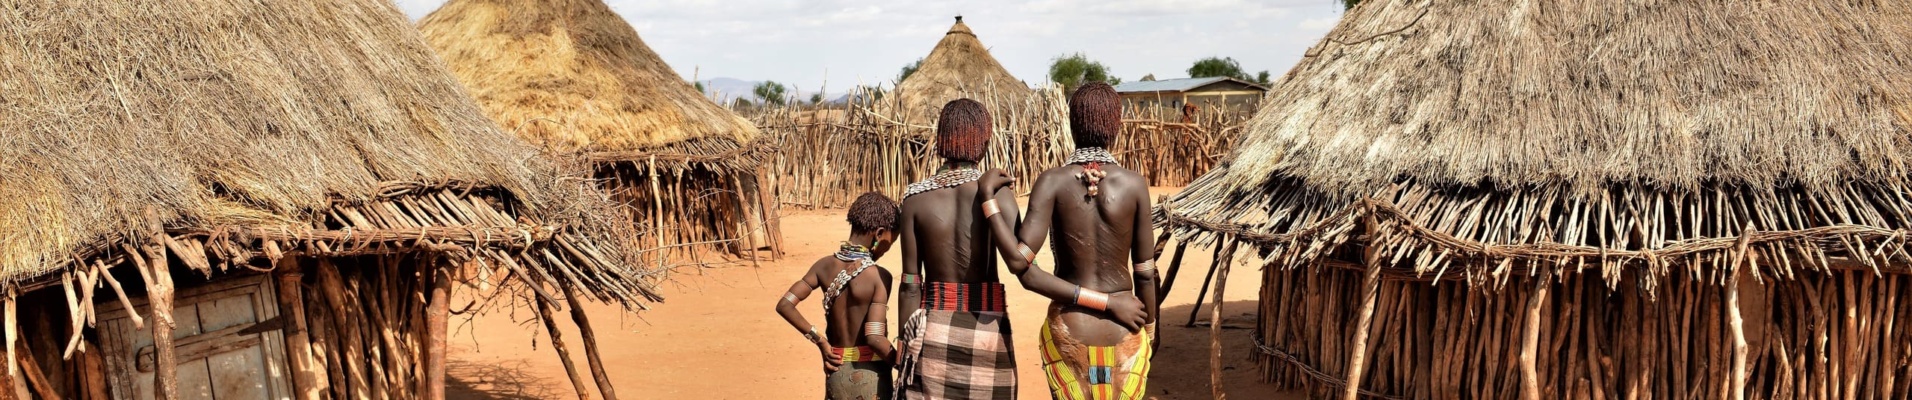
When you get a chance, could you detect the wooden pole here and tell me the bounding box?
[13,343,56,400]
[1208,240,1239,399]
[1727,229,1756,400]
[1519,268,1553,400]
[1157,241,1191,307]
[314,260,372,399]
[559,282,619,400]
[1185,242,1229,327]
[1342,212,1384,400]
[422,263,452,400]
[135,240,180,400]
[535,295,593,400]
[0,342,14,400]
[274,260,329,400]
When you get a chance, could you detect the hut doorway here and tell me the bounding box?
[94,275,292,400]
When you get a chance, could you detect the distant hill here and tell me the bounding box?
[696,77,846,105]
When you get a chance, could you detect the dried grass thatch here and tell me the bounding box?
[893,17,1035,120]
[418,0,762,159]
[420,0,780,261]
[0,0,655,306]
[1156,1,1912,399]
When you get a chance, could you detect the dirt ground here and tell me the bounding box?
[446,188,1302,399]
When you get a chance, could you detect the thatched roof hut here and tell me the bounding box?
[420,0,781,259]
[0,0,652,397]
[893,16,1035,120]
[1159,1,1912,399]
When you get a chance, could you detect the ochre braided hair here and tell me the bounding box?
[935,99,992,163]
[1068,82,1122,148]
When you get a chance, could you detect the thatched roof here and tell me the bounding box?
[893,17,1035,119]
[418,0,763,164]
[0,0,655,303]
[1164,1,1912,285]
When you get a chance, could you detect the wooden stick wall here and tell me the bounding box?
[1250,257,1912,399]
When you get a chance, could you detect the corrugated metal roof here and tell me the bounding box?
[1113,76,1231,93]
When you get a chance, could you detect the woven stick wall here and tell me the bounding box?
[752,86,1254,208]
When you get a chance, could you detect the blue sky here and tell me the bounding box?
[394,0,1347,93]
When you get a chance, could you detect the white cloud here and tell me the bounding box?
[1299,16,1341,31]
[391,0,1345,89]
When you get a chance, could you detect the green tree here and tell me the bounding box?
[1188,56,1273,86]
[809,93,824,105]
[1341,0,1360,10]
[753,81,789,106]
[897,58,924,82]
[1048,53,1115,93]
[693,81,706,94]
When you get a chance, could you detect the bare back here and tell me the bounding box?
[901,182,1014,284]
[1028,164,1151,345]
[810,256,892,348]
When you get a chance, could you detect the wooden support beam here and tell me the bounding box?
[560,282,619,400]
[1519,268,1553,400]
[535,295,593,400]
[1342,213,1384,400]
[313,261,372,399]
[1208,240,1240,399]
[423,262,452,400]
[274,260,329,400]
[1156,241,1190,307]
[1727,229,1756,400]
[1185,242,1228,327]
[131,241,179,400]
[14,342,56,400]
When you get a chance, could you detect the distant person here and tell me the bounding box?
[1181,102,1197,123]
[891,99,1019,399]
[776,192,902,400]
[977,82,1155,399]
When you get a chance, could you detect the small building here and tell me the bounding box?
[1114,77,1267,111]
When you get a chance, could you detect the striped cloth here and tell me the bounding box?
[893,282,1017,399]
[833,345,886,362]
[1040,304,1153,400]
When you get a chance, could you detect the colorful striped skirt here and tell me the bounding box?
[1040,304,1153,400]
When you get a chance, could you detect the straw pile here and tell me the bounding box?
[1156,1,1912,399]
[421,0,780,260]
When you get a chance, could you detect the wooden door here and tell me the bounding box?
[96,275,293,400]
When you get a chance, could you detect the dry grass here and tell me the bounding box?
[1158,1,1912,398]
[419,0,760,155]
[892,18,1035,122]
[0,0,652,304]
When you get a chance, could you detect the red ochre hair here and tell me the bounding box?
[1069,82,1122,148]
[846,191,900,234]
[936,99,991,162]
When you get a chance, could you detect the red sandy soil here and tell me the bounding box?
[446,188,1303,399]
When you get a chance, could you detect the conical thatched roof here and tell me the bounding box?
[418,0,762,162]
[1165,1,1912,281]
[894,17,1034,118]
[0,0,652,302]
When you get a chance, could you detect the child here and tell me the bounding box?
[776,192,900,400]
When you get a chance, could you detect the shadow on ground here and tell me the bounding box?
[446,357,567,400]
[1147,300,1306,400]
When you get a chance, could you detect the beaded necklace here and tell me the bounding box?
[901,162,982,199]
[823,241,877,316]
